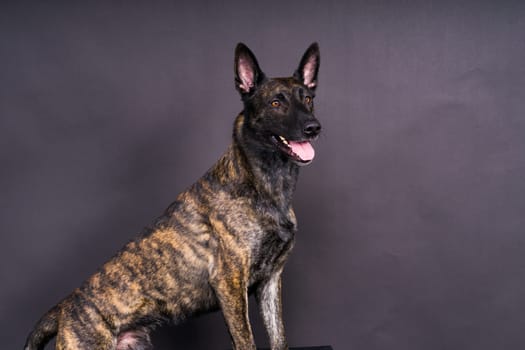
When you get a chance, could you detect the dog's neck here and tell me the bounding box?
[217,113,299,209]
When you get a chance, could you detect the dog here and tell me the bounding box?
[25,42,322,350]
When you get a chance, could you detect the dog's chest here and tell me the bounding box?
[247,208,297,285]
[209,190,297,284]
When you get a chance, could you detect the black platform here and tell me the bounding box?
[285,347,332,350]
[229,347,332,350]
[289,348,332,350]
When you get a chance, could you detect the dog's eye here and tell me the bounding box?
[271,100,281,108]
[305,96,312,104]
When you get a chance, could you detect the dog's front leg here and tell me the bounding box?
[214,277,255,349]
[211,256,256,350]
[256,271,288,350]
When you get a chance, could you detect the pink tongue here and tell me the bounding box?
[288,141,315,161]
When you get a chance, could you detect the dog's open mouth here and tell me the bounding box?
[272,135,315,165]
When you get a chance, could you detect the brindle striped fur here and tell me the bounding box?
[25,42,321,350]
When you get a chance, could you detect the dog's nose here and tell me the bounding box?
[303,121,322,137]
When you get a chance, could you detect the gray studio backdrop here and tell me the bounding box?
[1,1,525,349]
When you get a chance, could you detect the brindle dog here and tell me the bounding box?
[25,42,322,350]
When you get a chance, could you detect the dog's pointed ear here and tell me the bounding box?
[294,42,320,90]
[234,43,266,95]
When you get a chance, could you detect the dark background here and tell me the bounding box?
[1,1,525,349]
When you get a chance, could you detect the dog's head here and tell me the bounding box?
[234,43,321,166]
